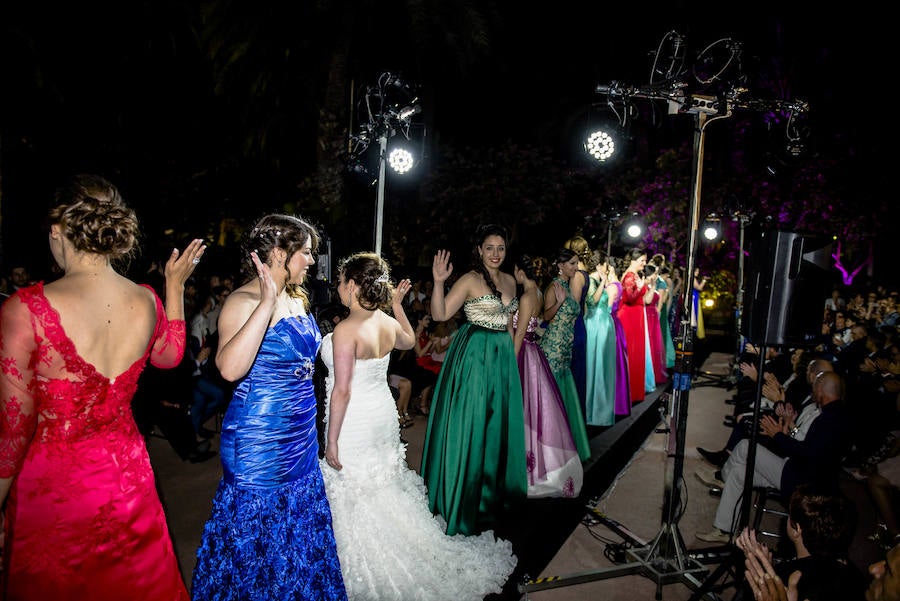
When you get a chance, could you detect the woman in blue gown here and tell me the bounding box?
[421,224,527,537]
[192,214,346,601]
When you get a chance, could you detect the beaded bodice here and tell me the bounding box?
[464,295,518,331]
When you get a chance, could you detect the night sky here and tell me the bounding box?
[0,3,891,278]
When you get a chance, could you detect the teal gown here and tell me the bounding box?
[584,277,617,426]
[539,278,591,461]
[421,295,527,537]
[657,277,676,368]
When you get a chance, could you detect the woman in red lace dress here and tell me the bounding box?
[616,248,649,403]
[0,174,205,600]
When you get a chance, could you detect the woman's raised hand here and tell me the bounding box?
[433,250,453,283]
[250,251,278,309]
[165,238,206,286]
[393,279,411,307]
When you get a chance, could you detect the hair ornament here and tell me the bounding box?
[375,273,390,284]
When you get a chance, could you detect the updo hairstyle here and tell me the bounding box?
[49,174,139,261]
[512,252,538,283]
[564,235,591,267]
[338,252,393,311]
[588,249,606,272]
[553,247,577,267]
[241,213,319,307]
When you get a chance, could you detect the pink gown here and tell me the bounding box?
[646,291,668,384]
[0,283,189,601]
[608,282,631,416]
[514,313,583,498]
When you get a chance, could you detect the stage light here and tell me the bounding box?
[387,147,414,174]
[622,213,645,241]
[704,298,715,309]
[701,214,721,242]
[580,99,633,165]
[585,129,616,162]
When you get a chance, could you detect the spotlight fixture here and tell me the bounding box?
[585,129,616,162]
[701,214,722,242]
[387,147,415,174]
[622,213,645,241]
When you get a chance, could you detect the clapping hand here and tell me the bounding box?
[759,414,786,438]
[553,280,566,304]
[740,362,759,381]
[735,528,800,601]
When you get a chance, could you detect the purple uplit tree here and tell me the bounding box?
[831,239,873,286]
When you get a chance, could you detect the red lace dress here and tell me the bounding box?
[0,283,189,600]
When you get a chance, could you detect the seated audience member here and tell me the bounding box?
[739,533,897,601]
[697,355,826,469]
[734,484,866,601]
[729,342,792,414]
[696,371,852,543]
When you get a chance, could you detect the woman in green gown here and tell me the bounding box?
[421,224,526,537]
[539,248,591,461]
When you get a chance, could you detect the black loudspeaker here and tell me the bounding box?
[741,230,833,347]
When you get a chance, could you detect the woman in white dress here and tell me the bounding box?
[320,252,516,601]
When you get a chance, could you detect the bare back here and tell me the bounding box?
[43,273,157,379]
[337,311,402,361]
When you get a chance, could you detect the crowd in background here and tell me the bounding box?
[4,209,900,599]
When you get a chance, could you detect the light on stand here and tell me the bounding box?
[387,147,415,174]
[346,71,424,255]
[701,214,722,242]
[622,213,645,241]
[585,129,616,162]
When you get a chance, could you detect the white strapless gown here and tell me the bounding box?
[319,334,516,601]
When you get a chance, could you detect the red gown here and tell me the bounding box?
[645,291,668,384]
[0,283,189,600]
[616,272,649,403]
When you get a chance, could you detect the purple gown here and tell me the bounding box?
[609,281,632,416]
[514,312,584,499]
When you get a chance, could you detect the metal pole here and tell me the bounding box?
[374,132,388,256]
[606,219,613,257]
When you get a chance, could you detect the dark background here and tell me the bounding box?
[0,3,892,282]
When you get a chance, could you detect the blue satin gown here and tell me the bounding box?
[192,313,347,601]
